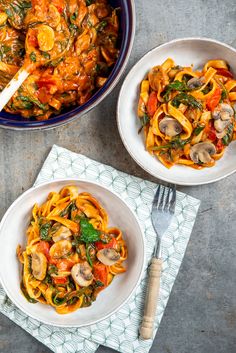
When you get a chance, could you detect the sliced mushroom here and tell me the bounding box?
[212,103,234,132]
[49,240,72,259]
[190,142,216,164]
[212,103,234,121]
[187,77,205,90]
[214,119,231,133]
[37,25,55,52]
[31,252,47,280]
[148,66,162,91]
[159,116,182,137]
[97,248,120,266]
[48,4,61,28]
[71,262,94,287]
[52,226,72,243]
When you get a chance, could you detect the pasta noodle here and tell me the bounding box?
[0,0,119,120]
[17,185,127,314]
[137,59,236,169]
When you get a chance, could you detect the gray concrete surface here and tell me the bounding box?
[1,0,236,352]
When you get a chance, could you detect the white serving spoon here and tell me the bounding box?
[0,67,30,112]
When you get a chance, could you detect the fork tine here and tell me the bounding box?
[164,187,171,211]
[169,185,176,213]
[152,185,161,211]
[158,186,166,210]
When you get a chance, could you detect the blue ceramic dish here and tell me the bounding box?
[0,0,135,130]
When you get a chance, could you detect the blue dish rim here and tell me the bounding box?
[0,0,136,130]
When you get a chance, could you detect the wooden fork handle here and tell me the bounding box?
[139,257,162,340]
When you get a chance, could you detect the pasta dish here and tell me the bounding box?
[137,58,236,169]
[0,0,119,120]
[17,185,127,314]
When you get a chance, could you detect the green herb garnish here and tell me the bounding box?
[80,219,100,243]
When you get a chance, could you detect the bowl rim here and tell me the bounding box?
[117,37,236,186]
[0,177,145,327]
[0,0,136,130]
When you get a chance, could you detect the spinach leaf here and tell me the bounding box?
[60,201,77,217]
[18,47,25,57]
[19,94,46,110]
[48,264,58,275]
[72,236,81,247]
[29,52,36,62]
[80,219,100,243]
[5,8,13,18]
[86,244,93,267]
[193,125,205,136]
[220,89,227,102]
[69,23,78,31]
[163,80,189,101]
[52,293,67,306]
[151,136,190,151]
[16,96,33,109]
[96,21,107,32]
[94,280,104,288]
[42,51,50,60]
[20,282,37,303]
[172,92,202,110]
[222,123,234,146]
[138,113,150,134]
[40,223,51,241]
[42,274,52,284]
[18,1,32,9]
[70,11,78,21]
[202,85,212,95]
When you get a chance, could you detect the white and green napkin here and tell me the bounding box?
[0,145,200,353]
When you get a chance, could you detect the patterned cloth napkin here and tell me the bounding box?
[0,145,200,353]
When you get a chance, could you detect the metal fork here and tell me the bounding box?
[140,184,176,340]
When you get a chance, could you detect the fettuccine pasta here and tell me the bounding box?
[17,185,127,314]
[137,58,236,169]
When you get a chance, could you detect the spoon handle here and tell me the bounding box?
[0,68,29,112]
[139,257,162,340]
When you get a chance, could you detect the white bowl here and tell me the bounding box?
[0,179,145,327]
[117,37,236,185]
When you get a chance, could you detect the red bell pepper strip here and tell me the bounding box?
[216,68,233,78]
[206,87,221,111]
[147,91,158,117]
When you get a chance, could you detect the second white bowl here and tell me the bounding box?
[117,38,236,185]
